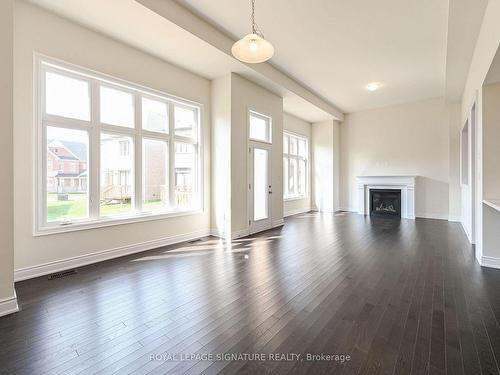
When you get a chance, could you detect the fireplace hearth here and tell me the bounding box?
[370,189,401,218]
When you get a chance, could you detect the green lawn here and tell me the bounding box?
[47,194,164,221]
[143,200,165,210]
[47,194,88,222]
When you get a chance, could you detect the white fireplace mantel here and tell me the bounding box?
[356,176,416,219]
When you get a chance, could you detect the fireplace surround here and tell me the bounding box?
[356,176,416,219]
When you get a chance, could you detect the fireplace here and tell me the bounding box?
[357,176,415,219]
[370,189,401,218]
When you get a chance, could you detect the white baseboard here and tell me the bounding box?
[211,218,284,241]
[273,218,285,227]
[0,291,19,317]
[210,228,227,240]
[284,207,310,217]
[231,228,251,239]
[14,229,211,282]
[338,207,357,212]
[448,215,462,222]
[415,213,449,221]
[460,221,473,243]
[480,256,500,269]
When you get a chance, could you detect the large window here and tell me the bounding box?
[283,132,308,199]
[37,57,201,233]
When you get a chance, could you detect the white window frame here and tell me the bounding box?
[283,131,308,200]
[249,110,272,144]
[34,54,203,235]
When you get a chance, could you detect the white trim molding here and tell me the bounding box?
[272,218,285,227]
[480,256,500,269]
[415,213,450,221]
[338,207,357,212]
[357,176,416,219]
[211,219,284,241]
[231,228,251,240]
[0,292,19,317]
[284,207,311,217]
[14,229,211,281]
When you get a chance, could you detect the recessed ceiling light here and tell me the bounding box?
[365,82,382,91]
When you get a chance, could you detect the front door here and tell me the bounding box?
[249,142,272,234]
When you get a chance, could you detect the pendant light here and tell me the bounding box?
[231,0,274,64]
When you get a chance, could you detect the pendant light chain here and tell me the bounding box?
[251,0,256,34]
[250,0,264,38]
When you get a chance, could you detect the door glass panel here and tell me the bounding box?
[253,148,269,221]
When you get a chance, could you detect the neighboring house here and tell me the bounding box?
[100,136,135,203]
[47,140,87,194]
[47,136,194,205]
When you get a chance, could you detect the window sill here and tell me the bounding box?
[284,196,308,202]
[34,208,203,236]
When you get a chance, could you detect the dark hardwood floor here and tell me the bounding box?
[2,212,500,375]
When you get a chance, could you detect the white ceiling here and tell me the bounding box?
[23,0,486,120]
[176,0,449,113]
[26,0,338,122]
[445,0,488,101]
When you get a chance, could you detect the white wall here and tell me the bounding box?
[210,76,231,238]
[312,120,340,213]
[13,2,211,273]
[340,97,457,220]
[0,0,16,309]
[481,82,500,260]
[448,102,462,221]
[483,205,500,260]
[230,73,284,234]
[283,113,311,216]
[482,82,500,199]
[459,0,500,262]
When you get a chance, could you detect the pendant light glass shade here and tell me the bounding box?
[232,33,274,64]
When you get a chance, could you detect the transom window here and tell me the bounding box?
[36,57,201,233]
[283,132,308,199]
[249,111,272,143]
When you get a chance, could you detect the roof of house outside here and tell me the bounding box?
[48,139,87,162]
[61,141,87,161]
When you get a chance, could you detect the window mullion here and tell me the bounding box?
[168,103,175,208]
[134,94,143,213]
[89,79,100,219]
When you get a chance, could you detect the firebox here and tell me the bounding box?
[370,189,401,218]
